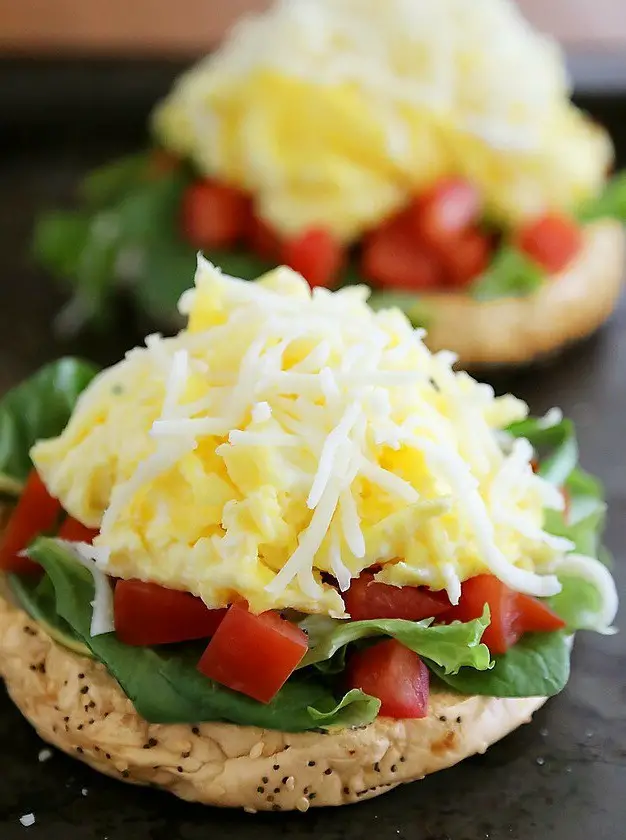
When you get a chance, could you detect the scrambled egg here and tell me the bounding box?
[32,259,569,616]
[153,0,612,242]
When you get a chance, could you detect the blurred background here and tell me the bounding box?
[0,0,625,392]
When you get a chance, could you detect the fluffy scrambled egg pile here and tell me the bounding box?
[32,259,570,616]
[153,0,611,242]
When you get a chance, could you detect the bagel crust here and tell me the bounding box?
[0,591,546,810]
[422,219,625,367]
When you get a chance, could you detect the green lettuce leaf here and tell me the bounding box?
[470,246,544,301]
[0,359,99,493]
[21,539,379,731]
[577,172,626,224]
[367,291,433,328]
[429,631,571,698]
[507,415,579,486]
[299,608,491,675]
[546,575,611,633]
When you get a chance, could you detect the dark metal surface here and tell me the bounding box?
[0,64,624,840]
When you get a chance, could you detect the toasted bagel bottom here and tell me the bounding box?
[0,592,546,811]
[422,219,625,368]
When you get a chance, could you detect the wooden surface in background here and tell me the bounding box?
[0,0,625,55]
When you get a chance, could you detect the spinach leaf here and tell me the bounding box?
[0,359,99,492]
[22,539,379,731]
[299,608,491,675]
[80,154,150,207]
[470,246,544,301]
[8,573,92,658]
[32,213,92,281]
[577,172,626,224]
[429,632,571,698]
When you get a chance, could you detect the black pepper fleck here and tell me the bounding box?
[391,764,397,772]
[348,750,356,756]
[262,776,269,784]
[303,786,309,795]
[309,793,317,800]
[308,760,316,767]
[94,747,100,753]
[373,762,380,772]
[63,716,69,723]
[29,665,37,671]
[343,786,350,795]
[77,724,84,731]
[105,753,111,760]
[192,726,200,735]
[400,756,406,763]
[84,705,89,713]
[273,764,280,770]
[257,786,264,794]
[88,719,94,725]
[266,795,275,803]
[456,716,462,724]
[177,766,183,773]
[439,715,447,722]
[122,770,130,778]
[182,751,191,759]
[88,701,96,709]
[80,686,89,695]
[324,768,332,775]
[78,673,85,679]
[274,787,280,794]
[76,747,84,754]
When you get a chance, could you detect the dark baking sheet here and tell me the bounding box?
[0,60,624,840]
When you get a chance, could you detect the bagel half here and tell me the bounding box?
[0,589,546,811]
[421,219,625,367]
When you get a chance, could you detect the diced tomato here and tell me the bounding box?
[57,517,99,543]
[441,228,491,288]
[344,572,451,621]
[0,470,60,575]
[411,179,482,251]
[181,180,251,249]
[361,217,443,291]
[247,214,283,262]
[282,227,344,288]
[514,593,566,634]
[198,603,308,703]
[346,639,429,719]
[440,575,519,654]
[114,579,227,646]
[441,574,565,655]
[516,213,582,274]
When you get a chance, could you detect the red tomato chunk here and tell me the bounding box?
[344,572,451,621]
[410,178,482,251]
[361,217,442,291]
[114,579,226,646]
[442,574,565,655]
[198,603,308,703]
[0,469,60,575]
[57,517,99,544]
[282,227,344,288]
[517,213,582,274]
[347,638,429,719]
[181,180,250,249]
